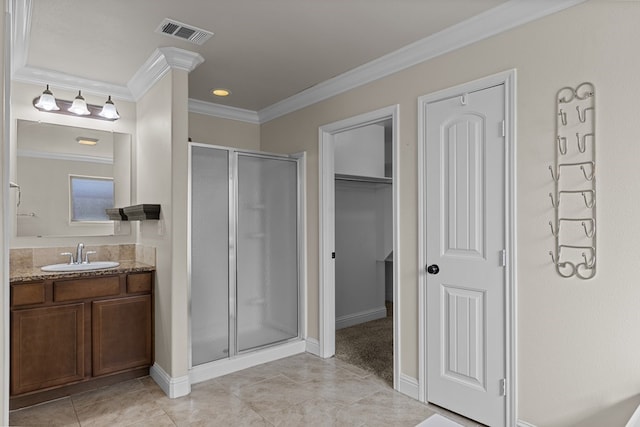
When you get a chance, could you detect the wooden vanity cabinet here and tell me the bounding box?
[10,271,154,409]
[11,303,85,395]
[92,295,152,376]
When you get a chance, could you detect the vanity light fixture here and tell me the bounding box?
[76,137,99,146]
[98,96,120,119]
[32,85,120,121]
[68,91,91,115]
[34,84,60,111]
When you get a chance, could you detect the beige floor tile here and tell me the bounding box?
[74,390,164,427]
[162,387,270,427]
[71,378,146,410]
[274,353,360,384]
[339,389,435,427]
[9,397,79,427]
[9,356,482,427]
[212,362,285,394]
[326,357,374,379]
[233,374,318,420]
[138,376,173,404]
[126,413,177,426]
[262,397,357,427]
[304,375,384,406]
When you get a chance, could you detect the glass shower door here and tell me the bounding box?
[236,153,299,352]
[190,146,229,366]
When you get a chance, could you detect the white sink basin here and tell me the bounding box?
[41,261,120,272]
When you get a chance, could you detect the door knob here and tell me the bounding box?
[426,264,439,275]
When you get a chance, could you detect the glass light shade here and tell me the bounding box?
[34,85,60,111]
[98,96,120,119]
[68,91,90,115]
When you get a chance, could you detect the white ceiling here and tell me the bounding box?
[13,0,584,118]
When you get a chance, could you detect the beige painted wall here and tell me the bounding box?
[261,2,640,426]
[137,72,174,374]
[169,71,190,378]
[188,112,259,150]
[137,69,190,379]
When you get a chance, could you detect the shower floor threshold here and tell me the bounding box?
[189,339,306,385]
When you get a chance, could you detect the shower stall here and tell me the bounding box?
[189,143,304,377]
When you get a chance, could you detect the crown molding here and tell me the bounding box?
[12,0,586,123]
[188,98,260,124]
[257,0,587,123]
[12,65,135,101]
[128,48,204,101]
[157,47,205,72]
[12,0,32,75]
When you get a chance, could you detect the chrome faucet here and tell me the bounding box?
[76,243,84,265]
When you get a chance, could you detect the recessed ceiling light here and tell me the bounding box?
[211,88,231,97]
[77,137,98,146]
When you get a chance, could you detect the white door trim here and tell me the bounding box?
[318,105,400,389]
[417,69,517,425]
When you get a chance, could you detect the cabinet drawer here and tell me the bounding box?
[11,283,45,307]
[54,276,120,302]
[127,273,152,294]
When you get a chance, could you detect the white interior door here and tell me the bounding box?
[425,84,506,427]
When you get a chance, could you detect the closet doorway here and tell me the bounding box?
[318,105,399,389]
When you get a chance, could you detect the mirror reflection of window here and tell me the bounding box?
[69,175,114,222]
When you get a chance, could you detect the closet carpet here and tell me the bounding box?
[335,302,393,386]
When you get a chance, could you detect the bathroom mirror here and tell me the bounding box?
[14,119,131,237]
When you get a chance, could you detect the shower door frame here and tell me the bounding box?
[187,143,306,377]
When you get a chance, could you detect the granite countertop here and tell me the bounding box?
[10,260,155,284]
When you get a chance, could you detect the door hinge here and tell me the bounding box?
[500,249,507,267]
[331,252,336,259]
[499,378,506,396]
[500,120,506,137]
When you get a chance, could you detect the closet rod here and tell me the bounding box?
[335,174,392,185]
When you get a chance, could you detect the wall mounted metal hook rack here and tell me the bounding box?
[558,109,568,126]
[557,136,568,154]
[576,132,594,153]
[549,82,596,279]
[576,106,594,123]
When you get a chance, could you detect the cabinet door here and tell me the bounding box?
[11,304,85,395]
[92,295,152,376]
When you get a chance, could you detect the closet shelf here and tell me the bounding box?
[335,174,392,184]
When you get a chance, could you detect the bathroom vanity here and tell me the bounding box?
[9,264,155,409]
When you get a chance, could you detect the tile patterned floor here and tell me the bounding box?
[9,353,483,426]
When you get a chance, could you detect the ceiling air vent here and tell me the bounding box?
[155,18,213,46]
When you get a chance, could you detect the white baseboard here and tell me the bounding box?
[150,363,191,398]
[397,373,420,400]
[305,337,320,356]
[336,306,387,329]
[189,339,306,385]
[517,421,537,427]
